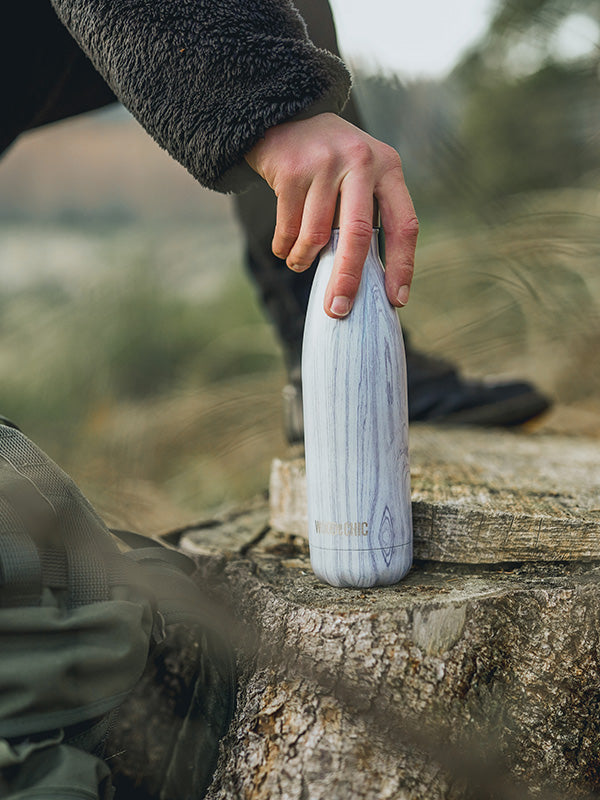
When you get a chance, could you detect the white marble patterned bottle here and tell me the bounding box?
[302,219,412,588]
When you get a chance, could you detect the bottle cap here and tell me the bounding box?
[332,198,380,230]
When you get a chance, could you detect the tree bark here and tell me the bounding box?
[202,533,600,799]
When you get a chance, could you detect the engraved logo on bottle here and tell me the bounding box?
[314,521,368,536]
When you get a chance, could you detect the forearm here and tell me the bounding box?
[50,0,351,192]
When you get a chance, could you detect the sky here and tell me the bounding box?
[328,0,600,77]
[328,0,497,77]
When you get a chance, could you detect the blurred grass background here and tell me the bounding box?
[0,0,599,534]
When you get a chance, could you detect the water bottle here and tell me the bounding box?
[302,208,412,587]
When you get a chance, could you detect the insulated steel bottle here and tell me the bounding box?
[302,212,412,587]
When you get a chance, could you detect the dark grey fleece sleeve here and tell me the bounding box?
[49,0,351,192]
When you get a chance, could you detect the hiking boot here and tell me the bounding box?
[236,248,551,442]
[403,345,551,427]
[283,348,551,445]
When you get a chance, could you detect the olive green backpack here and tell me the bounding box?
[0,422,235,799]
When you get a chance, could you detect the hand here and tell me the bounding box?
[245,113,418,318]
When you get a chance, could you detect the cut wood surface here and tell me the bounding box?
[270,426,600,563]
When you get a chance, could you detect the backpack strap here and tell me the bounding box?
[110,528,211,629]
[111,528,195,573]
[0,427,115,607]
[0,526,42,607]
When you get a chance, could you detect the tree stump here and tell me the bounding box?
[109,428,600,800]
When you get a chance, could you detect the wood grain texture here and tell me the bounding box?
[302,230,412,587]
[270,427,600,563]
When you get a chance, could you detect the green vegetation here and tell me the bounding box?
[355,62,600,224]
[0,223,286,528]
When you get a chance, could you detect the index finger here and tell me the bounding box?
[323,177,375,319]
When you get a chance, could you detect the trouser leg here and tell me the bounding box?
[232,0,362,373]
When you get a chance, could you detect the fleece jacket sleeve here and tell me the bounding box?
[49,0,352,192]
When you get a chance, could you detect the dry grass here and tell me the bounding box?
[404,188,600,434]
[0,187,598,535]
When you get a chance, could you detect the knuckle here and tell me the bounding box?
[335,258,362,287]
[274,165,307,192]
[402,216,420,240]
[303,229,331,249]
[290,229,331,260]
[337,269,360,286]
[347,139,375,169]
[276,224,300,243]
[311,143,339,173]
[272,175,290,198]
[344,218,374,240]
[381,144,403,170]
[374,147,404,182]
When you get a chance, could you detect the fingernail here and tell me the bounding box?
[330,296,352,317]
[396,285,410,306]
[288,262,308,272]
